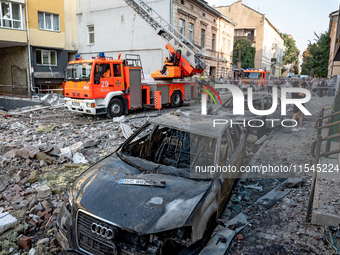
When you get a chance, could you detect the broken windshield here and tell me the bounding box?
[118,124,217,178]
[66,63,93,81]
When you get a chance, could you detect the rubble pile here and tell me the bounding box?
[0,106,159,255]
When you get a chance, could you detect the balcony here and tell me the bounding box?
[234,35,256,42]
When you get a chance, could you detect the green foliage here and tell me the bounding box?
[301,66,308,75]
[281,33,298,65]
[233,38,255,69]
[301,31,330,77]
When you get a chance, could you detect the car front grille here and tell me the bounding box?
[77,210,118,255]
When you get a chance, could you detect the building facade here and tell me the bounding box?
[216,0,285,78]
[173,0,236,78]
[328,10,340,77]
[76,0,236,79]
[0,0,76,95]
[0,0,28,94]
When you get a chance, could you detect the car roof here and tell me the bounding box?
[149,113,227,138]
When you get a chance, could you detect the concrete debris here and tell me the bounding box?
[37,123,58,132]
[254,134,268,145]
[27,170,38,183]
[0,212,17,234]
[247,134,258,143]
[10,122,25,130]
[28,248,35,255]
[41,93,61,106]
[244,183,263,192]
[285,178,303,188]
[120,122,133,139]
[112,116,126,122]
[73,152,89,164]
[59,147,72,158]
[37,185,52,199]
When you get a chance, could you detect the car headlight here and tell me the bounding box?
[86,103,91,107]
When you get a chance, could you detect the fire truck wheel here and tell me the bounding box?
[170,90,182,107]
[107,98,124,118]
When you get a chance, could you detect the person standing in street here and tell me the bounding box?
[219,76,224,84]
[267,77,273,93]
[291,81,307,131]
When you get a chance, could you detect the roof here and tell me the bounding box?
[194,0,237,26]
[149,113,227,138]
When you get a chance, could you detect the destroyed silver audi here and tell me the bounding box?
[55,114,246,254]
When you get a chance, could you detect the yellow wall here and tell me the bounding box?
[27,0,65,48]
[0,28,27,44]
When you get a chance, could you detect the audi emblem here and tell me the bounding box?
[91,223,116,240]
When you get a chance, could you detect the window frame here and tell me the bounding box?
[212,34,216,51]
[201,29,205,48]
[88,25,95,45]
[36,49,58,66]
[38,11,60,32]
[188,23,194,42]
[0,1,23,29]
[179,19,185,37]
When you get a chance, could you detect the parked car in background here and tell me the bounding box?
[55,114,246,255]
[300,75,309,80]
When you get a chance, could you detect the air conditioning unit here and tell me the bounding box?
[272,43,277,49]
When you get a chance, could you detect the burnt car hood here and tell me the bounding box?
[72,153,212,235]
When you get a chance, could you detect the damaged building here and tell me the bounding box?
[0,0,77,96]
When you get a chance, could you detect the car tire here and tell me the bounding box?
[107,98,124,118]
[170,90,183,107]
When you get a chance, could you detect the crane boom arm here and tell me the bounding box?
[124,0,206,72]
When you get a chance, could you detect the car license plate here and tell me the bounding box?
[119,179,146,185]
[72,102,80,106]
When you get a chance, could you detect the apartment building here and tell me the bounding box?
[216,0,285,77]
[0,0,76,95]
[328,10,340,77]
[76,0,236,78]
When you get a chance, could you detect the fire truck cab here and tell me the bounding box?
[63,53,192,117]
[241,69,270,89]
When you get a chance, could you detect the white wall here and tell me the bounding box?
[76,0,171,74]
[262,19,284,72]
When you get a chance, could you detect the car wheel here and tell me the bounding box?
[107,98,124,118]
[171,90,183,107]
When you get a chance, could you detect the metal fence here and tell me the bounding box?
[0,84,63,101]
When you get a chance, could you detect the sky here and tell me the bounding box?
[207,0,339,53]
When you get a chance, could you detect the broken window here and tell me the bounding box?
[120,124,217,176]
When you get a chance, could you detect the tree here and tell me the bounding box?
[281,33,298,65]
[301,31,330,77]
[233,38,255,69]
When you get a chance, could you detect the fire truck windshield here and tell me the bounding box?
[66,63,93,81]
[243,72,261,79]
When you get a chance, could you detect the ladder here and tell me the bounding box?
[124,0,206,71]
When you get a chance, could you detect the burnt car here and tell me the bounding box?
[55,114,246,255]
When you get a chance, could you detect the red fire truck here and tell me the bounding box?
[241,69,270,89]
[63,0,206,117]
[62,53,196,117]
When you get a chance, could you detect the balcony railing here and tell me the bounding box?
[234,35,256,42]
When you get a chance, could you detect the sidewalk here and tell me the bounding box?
[225,94,337,254]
